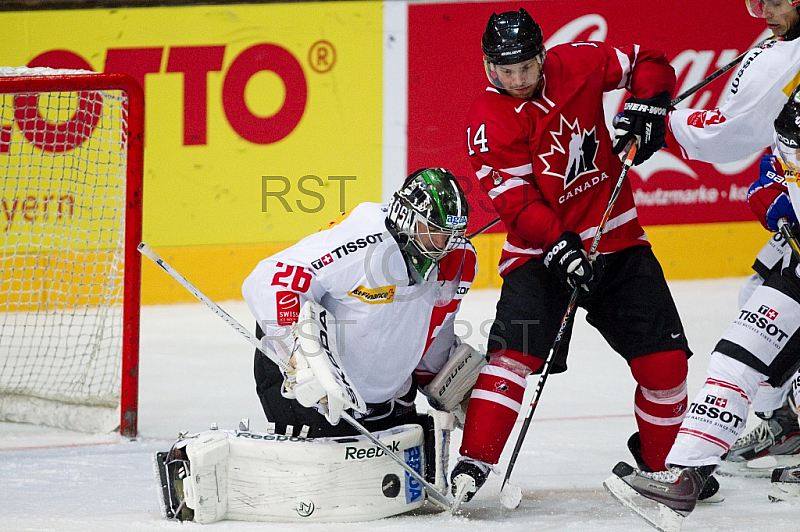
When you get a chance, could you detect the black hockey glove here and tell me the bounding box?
[543,231,594,291]
[611,90,670,166]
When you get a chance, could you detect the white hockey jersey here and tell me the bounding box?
[242,202,477,404]
[667,37,800,163]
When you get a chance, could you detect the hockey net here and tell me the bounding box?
[0,67,143,437]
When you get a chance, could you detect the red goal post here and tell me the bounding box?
[0,68,143,437]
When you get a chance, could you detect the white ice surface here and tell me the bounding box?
[2,278,798,531]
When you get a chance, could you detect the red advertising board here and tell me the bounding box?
[408,1,766,233]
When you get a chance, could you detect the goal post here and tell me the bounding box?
[0,68,144,437]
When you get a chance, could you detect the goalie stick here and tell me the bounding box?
[497,144,639,511]
[137,243,453,512]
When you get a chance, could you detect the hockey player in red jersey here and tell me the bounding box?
[451,8,706,503]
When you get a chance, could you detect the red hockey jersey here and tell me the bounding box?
[466,42,675,276]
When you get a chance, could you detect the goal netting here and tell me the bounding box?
[0,67,143,436]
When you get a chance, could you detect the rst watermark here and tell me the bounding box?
[260,172,525,217]
[262,175,357,213]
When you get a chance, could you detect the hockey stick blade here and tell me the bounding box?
[603,475,684,532]
[499,481,522,510]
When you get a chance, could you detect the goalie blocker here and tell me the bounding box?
[155,410,455,523]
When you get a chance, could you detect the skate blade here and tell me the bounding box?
[697,490,725,504]
[152,451,171,519]
[450,484,469,514]
[603,475,685,532]
[718,455,800,478]
[768,482,800,502]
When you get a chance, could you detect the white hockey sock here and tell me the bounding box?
[667,353,763,467]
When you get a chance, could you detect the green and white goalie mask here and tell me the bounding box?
[387,168,469,282]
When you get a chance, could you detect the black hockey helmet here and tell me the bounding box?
[482,8,544,66]
[774,84,800,172]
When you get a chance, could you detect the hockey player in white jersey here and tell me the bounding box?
[155,168,489,523]
[604,86,800,532]
[244,167,479,439]
[663,0,800,476]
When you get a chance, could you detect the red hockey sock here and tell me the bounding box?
[460,350,543,464]
[630,350,689,470]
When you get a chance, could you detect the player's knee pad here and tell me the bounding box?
[161,424,428,523]
[488,348,542,377]
[630,350,688,392]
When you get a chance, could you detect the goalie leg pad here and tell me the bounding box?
[423,409,456,492]
[162,424,428,523]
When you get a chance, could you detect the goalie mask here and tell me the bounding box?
[482,8,546,94]
[775,85,800,173]
[387,168,469,281]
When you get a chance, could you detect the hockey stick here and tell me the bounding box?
[467,216,502,239]
[670,35,775,106]
[137,242,453,511]
[777,217,800,263]
[498,144,639,510]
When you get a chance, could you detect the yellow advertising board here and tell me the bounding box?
[1,2,383,303]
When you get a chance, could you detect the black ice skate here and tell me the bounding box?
[768,464,800,502]
[627,432,723,503]
[603,461,715,532]
[450,458,489,513]
[719,399,800,478]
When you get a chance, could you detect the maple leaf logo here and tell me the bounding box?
[539,115,599,188]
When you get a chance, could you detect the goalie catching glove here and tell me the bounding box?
[748,154,797,232]
[611,91,670,166]
[281,301,366,424]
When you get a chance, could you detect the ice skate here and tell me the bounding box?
[718,400,800,478]
[450,458,489,513]
[768,464,800,502]
[603,461,715,532]
[154,438,194,522]
[627,432,723,503]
